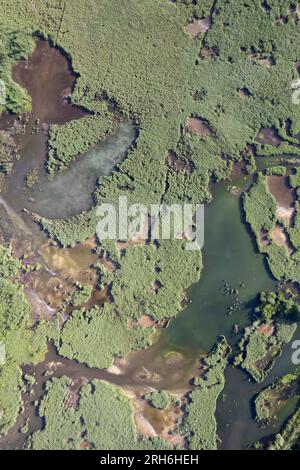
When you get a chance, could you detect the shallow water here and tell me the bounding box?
[0,39,137,219]
[19,121,136,219]
[163,177,300,449]
[165,179,275,352]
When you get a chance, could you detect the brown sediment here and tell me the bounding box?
[166,151,194,173]
[0,38,89,215]
[0,337,202,449]
[127,315,157,331]
[25,288,56,321]
[267,175,296,229]
[255,128,283,146]
[100,256,118,272]
[269,223,295,254]
[259,229,270,247]
[137,399,184,445]
[267,175,294,209]
[117,215,150,249]
[134,398,158,438]
[23,269,73,311]
[257,323,274,336]
[84,286,110,310]
[258,57,275,67]
[184,18,210,38]
[187,116,212,136]
[65,387,80,411]
[276,206,294,226]
[79,441,94,450]
[229,161,244,180]
[39,239,98,284]
[12,39,87,125]
[238,87,251,98]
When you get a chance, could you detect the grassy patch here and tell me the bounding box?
[47,113,114,176]
[182,337,230,450]
[30,377,171,450]
[255,366,300,423]
[234,289,299,385]
[144,391,171,410]
[0,245,47,435]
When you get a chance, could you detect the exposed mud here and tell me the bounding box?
[256,128,283,146]
[184,18,210,38]
[187,117,212,136]
[269,223,294,254]
[267,175,295,210]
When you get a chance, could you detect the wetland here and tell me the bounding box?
[1,0,300,452]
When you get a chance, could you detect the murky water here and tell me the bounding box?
[165,179,275,353]
[0,39,136,219]
[163,177,299,449]
[18,121,136,219]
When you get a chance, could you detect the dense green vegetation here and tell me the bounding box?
[255,291,299,322]
[182,337,230,450]
[58,239,201,367]
[0,22,34,114]
[58,307,153,369]
[243,173,276,234]
[47,114,114,176]
[255,367,300,423]
[0,244,47,435]
[234,290,298,383]
[33,210,98,247]
[0,244,21,278]
[144,391,171,410]
[264,407,300,450]
[69,283,92,307]
[0,130,19,189]
[24,168,39,188]
[1,0,300,450]
[243,172,300,282]
[30,377,170,450]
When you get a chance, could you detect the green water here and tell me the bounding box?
[164,178,299,449]
[165,179,275,352]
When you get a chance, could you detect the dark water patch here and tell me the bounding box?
[162,178,281,449]
[216,341,299,450]
[238,87,251,98]
[164,180,275,353]
[255,127,283,146]
[0,39,137,219]
[267,174,295,209]
[12,38,87,125]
